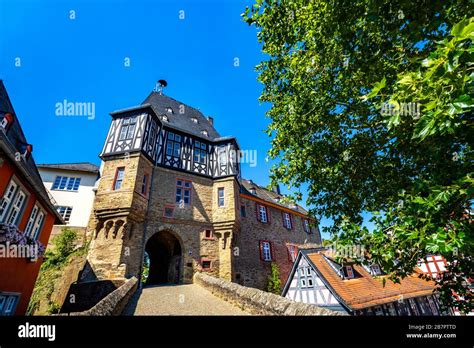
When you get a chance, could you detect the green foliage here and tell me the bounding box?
[27,228,88,315]
[142,252,150,284]
[267,262,282,294]
[244,0,473,312]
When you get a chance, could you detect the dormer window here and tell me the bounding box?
[370,264,382,276]
[344,265,355,279]
[0,112,14,132]
[250,187,257,195]
[166,107,173,114]
[191,117,198,124]
[162,115,169,122]
[201,130,208,137]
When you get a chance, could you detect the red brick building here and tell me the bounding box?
[0,80,63,315]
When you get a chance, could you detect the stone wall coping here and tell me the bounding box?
[194,272,347,316]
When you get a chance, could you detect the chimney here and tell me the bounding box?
[271,184,281,195]
[207,116,214,126]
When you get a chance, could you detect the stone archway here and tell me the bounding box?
[144,230,182,285]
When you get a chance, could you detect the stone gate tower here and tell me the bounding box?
[84,87,241,284]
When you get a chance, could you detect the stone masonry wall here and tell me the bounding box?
[234,197,321,290]
[85,154,152,280]
[144,167,239,283]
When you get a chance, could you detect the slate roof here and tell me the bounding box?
[0,80,63,223]
[240,178,308,214]
[142,91,221,140]
[297,249,436,311]
[37,162,100,174]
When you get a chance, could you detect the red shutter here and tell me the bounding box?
[266,206,271,224]
[290,214,294,230]
[259,241,264,260]
[281,211,285,227]
[255,203,261,221]
[270,241,275,261]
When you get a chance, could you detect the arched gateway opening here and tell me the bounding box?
[144,231,182,285]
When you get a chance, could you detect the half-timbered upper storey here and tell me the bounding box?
[101,91,240,179]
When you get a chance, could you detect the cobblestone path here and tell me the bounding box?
[123,283,249,315]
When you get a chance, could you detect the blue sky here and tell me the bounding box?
[0,0,374,238]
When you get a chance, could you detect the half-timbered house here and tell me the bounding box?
[282,248,448,315]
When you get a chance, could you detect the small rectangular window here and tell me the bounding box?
[114,168,125,190]
[260,241,272,261]
[257,204,268,223]
[303,219,311,234]
[119,116,137,141]
[57,206,72,223]
[204,229,213,239]
[345,265,355,279]
[31,211,45,240]
[217,187,224,207]
[6,189,26,225]
[240,204,246,217]
[141,174,149,196]
[202,260,212,270]
[283,212,292,229]
[166,132,181,158]
[0,294,20,316]
[176,179,192,206]
[164,206,174,218]
[0,180,18,222]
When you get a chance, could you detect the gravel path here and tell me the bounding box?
[123,284,249,315]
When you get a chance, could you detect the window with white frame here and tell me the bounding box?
[0,180,18,222]
[194,140,207,164]
[25,205,42,236]
[303,219,311,234]
[166,132,181,158]
[370,264,382,276]
[6,189,26,225]
[218,147,227,165]
[283,212,292,229]
[257,204,268,223]
[114,168,125,190]
[31,210,45,240]
[0,293,20,316]
[260,241,272,261]
[176,179,192,206]
[51,176,81,191]
[217,187,225,207]
[57,206,72,223]
[345,265,355,279]
[118,116,137,140]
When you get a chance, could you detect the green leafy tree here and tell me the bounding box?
[244,0,473,312]
[27,228,87,315]
[267,262,282,294]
